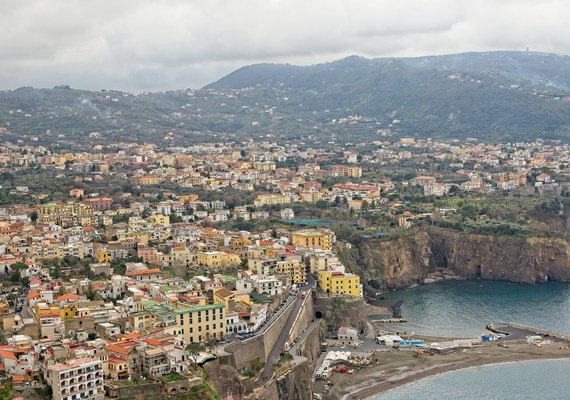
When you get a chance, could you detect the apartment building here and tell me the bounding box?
[45,357,104,400]
[318,270,361,297]
[291,230,334,251]
[37,202,97,227]
[130,301,225,345]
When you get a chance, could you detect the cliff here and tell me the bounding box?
[313,296,368,334]
[204,358,245,399]
[429,227,570,284]
[342,228,570,290]
[275,326,321,400]
[339,231,432,291]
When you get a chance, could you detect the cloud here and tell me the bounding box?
[0,0,568,92]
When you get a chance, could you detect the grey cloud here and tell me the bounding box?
[0,0,568,92]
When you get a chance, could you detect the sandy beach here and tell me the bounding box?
[320,341,570,400]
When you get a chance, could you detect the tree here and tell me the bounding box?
[186,343,205,370]
[86,287,102,301]
[0,384,13,400]
[10,262,28,283]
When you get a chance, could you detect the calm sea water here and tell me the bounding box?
[372,280,570,338]
[373,359,570,400]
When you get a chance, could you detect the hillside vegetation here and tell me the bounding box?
[2,51,570,145]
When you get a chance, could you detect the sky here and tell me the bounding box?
[1,0,569,93]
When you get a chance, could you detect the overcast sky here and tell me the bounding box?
[1,0,569,93]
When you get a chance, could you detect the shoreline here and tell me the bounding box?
[327,342,570,400]
[365,357,570,399]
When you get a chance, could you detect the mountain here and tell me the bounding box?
[209,52,570,91]
[1,51,570,145]
[206,52,570,141]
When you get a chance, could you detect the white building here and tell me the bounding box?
[280,208,295,220]
[252,276,283,296]
[45,357,104,400]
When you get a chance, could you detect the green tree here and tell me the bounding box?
[186,343,205,370]
[0,384,13,400]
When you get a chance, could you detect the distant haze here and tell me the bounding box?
[1,0,570,92]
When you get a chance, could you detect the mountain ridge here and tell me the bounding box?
[1,51,570,145]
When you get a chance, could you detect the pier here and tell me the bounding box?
[372,318,408,324]
[487,323,570,342]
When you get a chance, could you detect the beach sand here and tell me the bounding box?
[319,341,570,400]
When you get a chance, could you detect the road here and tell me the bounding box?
[258,283,312,382]
[289,319,320,355]
[247,274,316,341]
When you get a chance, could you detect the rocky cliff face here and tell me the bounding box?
[344,228,570,290]
[275,326,321,400]
[340,231,432,291]
[313,297,368,334]
[429,227,570,284]
[204,358,245,399]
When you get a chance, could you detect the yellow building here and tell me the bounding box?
[318,270,361,297]
[330,165,363,178]
[116,230,150,246]
[95,250,112,263]
[131,301,225,344]
[178,195,199,203]
[291,230,334,251]
[307,252,340,274]
[0,302,15,331]
[300,191,322,203]
[136,175,161,185]
[148,214,170,225]
[253,194,290,207]
[37,202,97,227]
[213,288,251,309]
[34,302,78,323]
[252,161,276,171]
[275,260,307,285]
[231,237,252,250]
[196,251,241,268]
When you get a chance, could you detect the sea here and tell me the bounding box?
[372,359,570,400]
[371,280,570,338]
[370,280,570,399]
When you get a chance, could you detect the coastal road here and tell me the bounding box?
[258,286,312,382]
[289,319,320,355]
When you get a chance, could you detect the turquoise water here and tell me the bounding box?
[372,280,570,338]
[373,359,570,400]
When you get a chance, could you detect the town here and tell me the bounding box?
[0,135,568,400]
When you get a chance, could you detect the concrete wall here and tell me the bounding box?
[288,294,314,345]
[64,315,95,336]
[227,297,297,370]
[253,319,321,400]
[508,322,570,342]
[228,335,266,372]
[105,382,162,399]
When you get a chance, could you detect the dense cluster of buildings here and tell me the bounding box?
[0,136,567,398]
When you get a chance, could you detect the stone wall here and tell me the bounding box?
[287,294,314,345]
[105,382,162,399]
[227,297,297,371]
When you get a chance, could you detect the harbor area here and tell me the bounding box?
[317,334,570,400]
[312,307,570,400]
